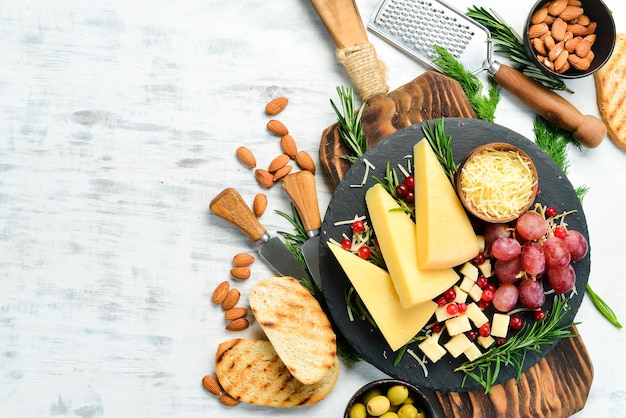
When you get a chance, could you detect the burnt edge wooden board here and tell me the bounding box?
[317,72,593,417]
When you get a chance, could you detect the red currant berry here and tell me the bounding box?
[554,226,567,239]
[534,310,546,322]
[341,238,352,251]
[446,303,459,316]
[403,175,415,189]
[482,289,494,302]
[478,322,491,337]
[436,296,447,307]
[443,288,456,302]
[473,253,486,265]
[404,191,415,203]
[478,299,491,310]
[357,246,371,259]
[352,220,365,234]
[431,322,443,334]
[476,276,489,289]
[395,183,408,197]
[466,330,478,341]
[509,315,523,330]
[495,337,507,347]
[457,303,468,313]
[546,206,557,217]
[485,283,496,292]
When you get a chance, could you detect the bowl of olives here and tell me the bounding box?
[344,379,435,418]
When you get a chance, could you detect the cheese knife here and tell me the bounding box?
[281,171,322,287]
[210,187,309,281]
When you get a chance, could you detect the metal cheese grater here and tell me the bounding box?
[368,0,494,74]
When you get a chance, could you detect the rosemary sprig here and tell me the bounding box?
[586,284,623,329]
[466,6,572,93]
[421,118,458,184]
[330,86,367,163]
[374,162,415,219]
[457,295,579,393]
[432,45,500,122]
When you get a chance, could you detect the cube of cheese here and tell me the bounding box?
[468,283,484,302]
[446,314,471,336]
[459,262,479,281]
[477,335,495,349]
[459,276,475,293]
[464,343,483,362]
[478,260,493,278]
[453,286,468,304]
[444,333,473,358]
[465,303,489,327]
[491,313,510,338]
[435,303,458,322]
[418,332,447,363]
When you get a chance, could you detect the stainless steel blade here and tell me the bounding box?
[258,235,310,281]
[301,236,321,287]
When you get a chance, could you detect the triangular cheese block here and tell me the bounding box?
[328,242,437,351]
[414,140,479,270]
[365,183,459,308]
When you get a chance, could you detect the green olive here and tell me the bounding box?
[348,402,367,418]
[380,412,399,418]
[397,404,418,418]
[403,395,415,404]
[386,385,409,406]
[366,395,391,417]
[361,388,383,405]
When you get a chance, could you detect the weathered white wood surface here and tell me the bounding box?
[0,0,625,416]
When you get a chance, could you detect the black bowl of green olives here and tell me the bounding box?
[344,379,435,418]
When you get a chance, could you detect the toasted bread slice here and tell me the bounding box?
[249,276,337,385]
[594,33,626,151]
[215,339,339,407]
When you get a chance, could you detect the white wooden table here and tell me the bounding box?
[1,0,625,416]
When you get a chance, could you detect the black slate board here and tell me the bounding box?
[318,118,590,392]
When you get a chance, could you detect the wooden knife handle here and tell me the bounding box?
[282,171,322,234]
[210,188,267,243]
[492,63,606,148]
[309,0,369,48]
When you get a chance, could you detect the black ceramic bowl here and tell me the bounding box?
[523,0,615,78]
[343,379,435,418]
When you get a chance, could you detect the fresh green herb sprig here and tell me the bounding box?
[421,119,458,184]
[374,162,415,219]
[330,86,367,163]
[432,45,500,122]
[457,295,579,393]
[586,285,623,329]
[466,6,572,93]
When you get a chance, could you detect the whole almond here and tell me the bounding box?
[554,49,569,72]
[543,35,556,50]
[547,0,567,16]
[559,5,583,22]
[224,307,248,320]
[568,0,582,6]
[575,39,592,59]
[567,23,588,36]
[254,168,274,188]
[575,14,590,26]
[551,18,567,42]
[568,54,590,70]
[235,146,256,169]
[265,96,288,115]
[565,36,582,53]
[532,38,547,55]
[218,393,240,407]
[211,281,230,305]
[202,375,222,396]
[528,23,549,39]
[295,150,316,173]
[530,7,548,25]
[267,153,289,173]
[267,119,289,136]
[230,266,251,280]
[252,193,267,217]
[232,253,255,267]
[586,21,597,35]
[225,317,249,331]
[548,41,565,62]
[280,134,298,158]
[221,288,240,310]
[273,164,293,181]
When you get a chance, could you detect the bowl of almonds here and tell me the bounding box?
[524,0,615,78]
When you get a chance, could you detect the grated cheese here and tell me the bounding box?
[460,148,537,220]
[406,349,429,377]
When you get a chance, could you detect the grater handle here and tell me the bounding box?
[309,0,369,48]
[492,63,606,148]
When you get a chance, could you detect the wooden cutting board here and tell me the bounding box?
[318,70,593,418]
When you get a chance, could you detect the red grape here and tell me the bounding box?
[518,279,545,309]
[492,283,519,312]
[564,230,588,262]
[546,265,576,293]
[521,242,545,276]
[484,223,511,247]
[491,237,522,261]
[543,237,571,269]
[516,211,548,241]
[494,256,523,284]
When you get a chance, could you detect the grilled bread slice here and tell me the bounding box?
[249,276,337,385]
[215,339,339,407]
[594,33,626,151]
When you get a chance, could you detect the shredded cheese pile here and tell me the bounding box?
[460,148,537,220]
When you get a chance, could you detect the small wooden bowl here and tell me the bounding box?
[343,379,435,418]
[456,142,538,223]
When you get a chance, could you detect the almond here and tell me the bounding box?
[551,18,567,42]
[559,5,583,22]
[267,153,289,173]
[575,39,592,59]
[547,0,567,16]
[280,134,298,158]
[265,96,288,115]
[272,164,292,181]
[218,393,240,407]
[295,150,316,173]
[224,307,248,320]
[586,21,597,35]
[221,288,240,310]
[252,193,267,217]
[565,36,582,53]
[230,266,251,280]
[575,14,590,26]
[544,35,556,51]
[211,281,230,305]
[530,7,548,25]
[225,317,249,331]
[568,54,590,70]
[202,374,222,396]
[532,38,547,55]
[267,119,289,136]
[548,41,565,62]
[528,23,549,39]
[554,49,569,72]
[254,169,274,188]
[235,146,256,169]
[567,23,588,36]
[568,0,582,6]
[232,253,255,267]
